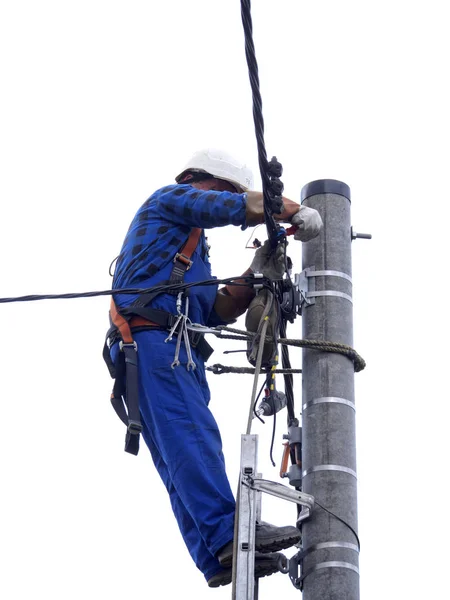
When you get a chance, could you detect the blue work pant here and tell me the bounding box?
[132,331,235,581]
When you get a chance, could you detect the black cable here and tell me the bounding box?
[269,408,276,467]
[314,499,361,551]
[240,0,281,243]
[279,318,296,424]
[0,274,269,305]
[108,255,120,277]
[252,379,267,424]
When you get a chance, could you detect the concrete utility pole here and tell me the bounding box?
[300,180,360,600]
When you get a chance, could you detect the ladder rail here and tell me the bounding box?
[233,434,259,600]
[232,433,315,600]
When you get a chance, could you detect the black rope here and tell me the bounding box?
[206,364,302,375]
[280,338,366,373]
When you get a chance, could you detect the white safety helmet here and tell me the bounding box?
[175,148,254,193]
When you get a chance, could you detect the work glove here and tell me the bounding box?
[250,240,286,280]
[291,206,323,242]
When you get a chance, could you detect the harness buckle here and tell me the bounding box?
[174,253,193,270]
[127,420,143,435]
[119,340,138,351]
[189,330,203,348]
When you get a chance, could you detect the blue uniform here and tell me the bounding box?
[111,184,248,581]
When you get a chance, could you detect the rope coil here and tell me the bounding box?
[216,326,366,373]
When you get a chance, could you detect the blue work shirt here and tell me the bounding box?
[112,184,247,326]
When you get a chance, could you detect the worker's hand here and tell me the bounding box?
[291,206,323,242]
[250,240,285,280]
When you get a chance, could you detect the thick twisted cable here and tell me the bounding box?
[215,326,366,373]
[240,0,279,241]
[206,364,302,375]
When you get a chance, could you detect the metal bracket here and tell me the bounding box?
[293,268,315,315]
[245,477,314,523]
[294,267,355,312]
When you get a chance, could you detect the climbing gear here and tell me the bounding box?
[175,148,254,193]
[217,522,301,568]
[103,227,213,454]
[169,294,196,370]
[104,301,142,456]
[207,552,287,588]
[104,300,213,454]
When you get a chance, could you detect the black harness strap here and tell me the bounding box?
[105,227,206,455]
[108,299,142,455]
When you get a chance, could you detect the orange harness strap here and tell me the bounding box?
[109,298,134,344]
[174,227,202,266]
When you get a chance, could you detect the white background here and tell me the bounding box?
[1,1,449,599]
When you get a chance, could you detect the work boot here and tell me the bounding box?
[207,552,285,588]
[217,521,301,567]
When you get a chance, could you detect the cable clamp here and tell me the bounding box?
[250,272,264,290]
[294,267,355,313]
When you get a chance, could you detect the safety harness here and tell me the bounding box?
[103,227,213,455]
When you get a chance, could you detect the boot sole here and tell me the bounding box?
[208,557,282,588]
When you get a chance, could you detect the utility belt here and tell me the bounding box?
[103,298,214,457]
[106,312,214,362]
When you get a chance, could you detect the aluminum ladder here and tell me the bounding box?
[232,434,314,600]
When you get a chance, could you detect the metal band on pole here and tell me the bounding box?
[302,465,357,479]
[303,397,356,411]
[301,541,360,556]
[306,269,353,283]
[300,561,360,588]
[306,290,353,304]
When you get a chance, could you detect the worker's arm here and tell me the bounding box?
[154,185,247,229]
[213,269,255,322]
[245,192,300,224]
[155,186,322,241]
[245,192,323,242]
